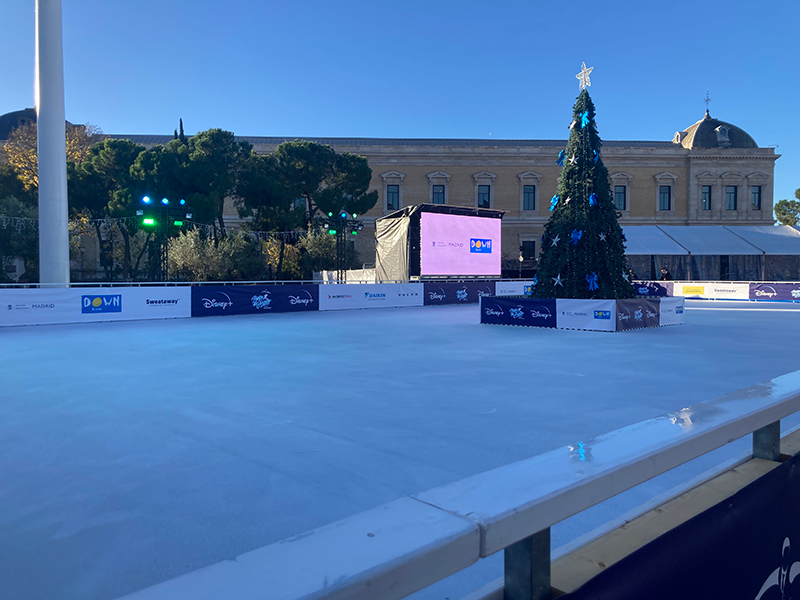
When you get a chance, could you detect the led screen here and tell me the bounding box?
[420,213,502,276]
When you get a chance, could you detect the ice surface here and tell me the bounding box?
[1,300,799,600]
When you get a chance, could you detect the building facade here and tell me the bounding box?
[0,108,779,274]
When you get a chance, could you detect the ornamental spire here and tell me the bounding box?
[576,62,593,90]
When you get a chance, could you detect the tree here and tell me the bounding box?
[533,89,634,299]
[0,195,38,282]
[775,189,800,227]
[1,121,102,190]
[236,152,305,279]
[273,140,378,225]
[167,228,270,281]
[69,138,147,279]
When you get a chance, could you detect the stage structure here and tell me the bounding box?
[375,204,504,281]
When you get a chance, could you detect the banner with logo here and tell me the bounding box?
[479,296,557,328]
[616,298,660,331]
[423,281,496,306]
[555,299,616,332]
[318,283,423,311]
[750,283,800,302]
[494,281,534,297]
[561,454,800,600]
[1,287,191,326]
[190,285,319,317]
[658,297,685,325]
[632,281,673,297]
[673,282,749,300]
[672,282,706,298]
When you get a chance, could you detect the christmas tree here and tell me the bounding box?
[533,64,635,300]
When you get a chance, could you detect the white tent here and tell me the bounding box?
[622,226,688,255]
[657,226,762,255]
[724,226,800,255]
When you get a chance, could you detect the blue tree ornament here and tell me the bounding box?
[586,272,599,290]
[580,111,589,128]
[570,229,583,245]
[589,193,598,206]
[556,150,566,166]
[550,195,559,211]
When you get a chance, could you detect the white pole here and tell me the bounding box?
[35,0,70,285]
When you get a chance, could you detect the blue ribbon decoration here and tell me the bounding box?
[589,193,598,206]
[593,149,599,163]
[580,111,589,128]
[570,229,583,245]
[550,195,559,211]
[556,150,566,166]
[587,272,599,291]
[532,274,538,286]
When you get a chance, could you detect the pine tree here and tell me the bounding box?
[179,118,187,144]
[533,89,635,300]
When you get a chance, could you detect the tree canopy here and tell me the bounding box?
[775,189,800,227]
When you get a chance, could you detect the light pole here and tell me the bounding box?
[136,196,192,281]
[323,210,363,282]
[36,0,70,285]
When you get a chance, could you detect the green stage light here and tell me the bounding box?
[328,229,337,235]
[351,231,358,235]
[173,220,183,226]
[328,212,333,217]
[143,218,156,226]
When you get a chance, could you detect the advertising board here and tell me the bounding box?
[1,287,191,326]
[555,299,616,332]
[616,298,660,331]
[191,285,319,317]
[419,213,502,276]
[632,281,673,297]
[423,281,495,305]
[749,283,800,302]
[494,281,534,297]
[479,296,557,328]
[658,297,685,325]
[318,283,423,311]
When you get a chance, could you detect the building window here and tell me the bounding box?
[521,241,536,260]
[659,186,671,211]
[701,185,712,211]
[387,185,399,211]
[523,185,536,210]
[614,186,627,210]
[726,185,737,211]
[478,185,491,208]
[751,186,762,210]
[432,185,445,205]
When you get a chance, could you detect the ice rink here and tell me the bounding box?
[1,300,800,600]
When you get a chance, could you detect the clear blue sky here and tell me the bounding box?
[2,0,798,204]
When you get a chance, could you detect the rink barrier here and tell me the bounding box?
[116,370,800,600]
[1,279,797,326]
[479,296,685,331]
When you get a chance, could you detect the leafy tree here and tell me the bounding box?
[273,140,378,224]
[236,152,305,278]
[0,195,38,282]
[167,228,270,281]
[1,121,102,189]
[297,230,359,277]
[0,164,35,203]
[775,190,800,227]
[69,138,147,279]
[533,89,634,299]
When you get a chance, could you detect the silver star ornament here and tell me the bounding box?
[569,120,576,130]
[551,234,561,246]
[552,274,564,287]
[569,154,578,165]
[576,62,593,90]
[622,270,629,282]
[599,232,607,241]
[564,196,571,204]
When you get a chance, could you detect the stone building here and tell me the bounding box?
[0,107,779,274]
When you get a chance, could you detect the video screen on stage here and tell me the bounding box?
[420,212,502,276]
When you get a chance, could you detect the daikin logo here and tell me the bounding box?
[82,294,122,313]
[594,310,611,320]
[201,292,233,310]
[365,292,386,299]
[470,238,492,253]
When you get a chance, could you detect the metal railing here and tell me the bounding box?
[120,369,800,600]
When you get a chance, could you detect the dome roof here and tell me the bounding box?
[673,110,758,149]
[0,108,37,141]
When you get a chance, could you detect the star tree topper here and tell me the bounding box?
[576,62,593,90]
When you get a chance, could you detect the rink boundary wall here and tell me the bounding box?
[116,370,800,600]
[1,279,797,327]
